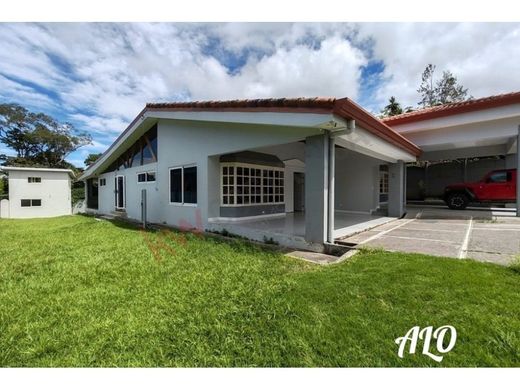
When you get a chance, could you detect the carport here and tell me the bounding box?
[383,92,520,216]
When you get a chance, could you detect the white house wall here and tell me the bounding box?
[154,119,322,230]
[7,170,71,218]
[335,148,382,213]
[97,163,160,222]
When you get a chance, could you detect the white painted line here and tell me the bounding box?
[397,227,464,233]
[383,234,460,244]
[359,211,422,245]
[473,227,520,232]
[458,217,474,259]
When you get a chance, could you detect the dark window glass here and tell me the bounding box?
[131,144,142,167]
[148,126,158,160]
[138,173,146,182]
[170,168,182,203]
[184,166,197,204]
[488,171,507,183]
[142,143,154,165]
[147,172,156,182]
[21,199,31,207]
[32,199,42,206]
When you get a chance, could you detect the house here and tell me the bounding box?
[0,166,74,219]
[79,93,520,251]
[79,98,419,251]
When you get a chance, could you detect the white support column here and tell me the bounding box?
[388,160,405,218]
[516,125,520,217]
[327,136,335,243]
[304,134,329,244]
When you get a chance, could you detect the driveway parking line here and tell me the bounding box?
[383,234,460,244]
[358,212,422,245]
[458,217,474,259]
[397,227,462,233]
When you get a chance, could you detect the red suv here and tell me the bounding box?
[444,169,517,210]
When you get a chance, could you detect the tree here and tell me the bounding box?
[436,70,470,105]
[417,64,470,108]
[381,96,404,117]
[0,103,91,168]
[84,153,102,167]
[417,64,437,108]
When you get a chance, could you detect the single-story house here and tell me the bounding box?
[79,93,520,251]
[0,166,74,219]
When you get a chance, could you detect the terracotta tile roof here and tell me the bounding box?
[147,97,421,156]
[147,97,337,112]
[80,96,423,180]
[382,91,520,126]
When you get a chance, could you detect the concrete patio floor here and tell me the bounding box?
[211,211,394,239]
[208,211,395,251]
[337,205,520,265]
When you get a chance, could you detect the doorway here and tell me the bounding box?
[115,175,125,210]
[294,172,305,212]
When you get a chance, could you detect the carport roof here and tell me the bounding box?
[382,91,520,126]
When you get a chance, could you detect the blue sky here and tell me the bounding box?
[1,22,519,168]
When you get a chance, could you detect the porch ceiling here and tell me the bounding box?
[334,125,417,163]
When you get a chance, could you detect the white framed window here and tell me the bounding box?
[169,165,197,205]
[221,163,284,207]
[99,178,106,186]
[21,199,41,207]
[137,171,156,183]
[379,165,389,204]
[28,177,41,183]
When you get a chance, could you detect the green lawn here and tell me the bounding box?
[0,215,519,367]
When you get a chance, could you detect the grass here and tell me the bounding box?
[0,215,519,367]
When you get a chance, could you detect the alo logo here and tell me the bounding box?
[395,325,457,362]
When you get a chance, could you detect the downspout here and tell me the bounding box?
[327,119,355,243]
[327,135,335,243]
[516,125,520,217]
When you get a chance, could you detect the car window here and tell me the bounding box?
[487,171,507,183]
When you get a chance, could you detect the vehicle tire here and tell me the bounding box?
[446,193,469,210]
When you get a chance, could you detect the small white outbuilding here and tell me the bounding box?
[0,166,74,219]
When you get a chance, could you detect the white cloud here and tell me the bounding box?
[356,23,520,109]
[1,22,519,167]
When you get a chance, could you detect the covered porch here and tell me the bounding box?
[206,117,418,251]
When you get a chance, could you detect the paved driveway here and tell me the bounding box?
[338,206,520,265]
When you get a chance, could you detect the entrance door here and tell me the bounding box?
[115,175,125,209]
[294,172,305,212]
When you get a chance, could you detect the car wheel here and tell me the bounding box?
[446,193,469,210]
